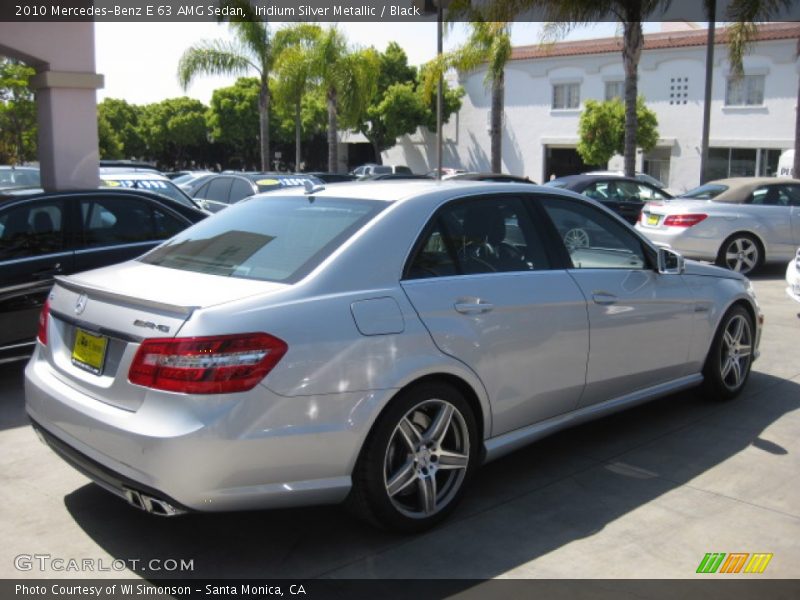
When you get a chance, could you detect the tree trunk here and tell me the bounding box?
[372,138,383,165]
[294,100,301,171]
[259,77,270,172]
[622,21,643,178]
[700,0,716,185]
[327,88,338,173]
[490,70,504,174]
[794,39,800,178]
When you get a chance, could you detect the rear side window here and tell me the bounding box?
[140,196,387,283]
[80,196,187,246]
[0,200,65,259]
[680,184,728,200]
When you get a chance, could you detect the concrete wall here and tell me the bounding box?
[384,37,799,193]
[0,23,102,190]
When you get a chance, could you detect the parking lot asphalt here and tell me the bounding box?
[0,265,798,581]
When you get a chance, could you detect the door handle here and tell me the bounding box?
[592,292,618,305]
[454,302,494,315]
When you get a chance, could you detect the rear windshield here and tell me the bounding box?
[140,196,387,283]
[679,184,728,200]
[101,178,198,208]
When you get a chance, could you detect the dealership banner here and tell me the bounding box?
[3,0,800,22]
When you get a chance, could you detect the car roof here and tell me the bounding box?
[704,177,800,201]
[100,171,170,181]
[258,179,561,204]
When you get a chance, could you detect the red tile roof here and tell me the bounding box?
[509,22,800,62]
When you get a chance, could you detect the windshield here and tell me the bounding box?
[679,184,728,200]
[140,196,388,283]
[100,177,199,208]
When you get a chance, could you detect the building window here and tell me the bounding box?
[669,77,689,105]
[708,147,779,179]
[725,74,765,106]
[643,148,671,187]
[604,81,624,101]
[552,83,580,109]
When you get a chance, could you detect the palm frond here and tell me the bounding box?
[177,39,257,89]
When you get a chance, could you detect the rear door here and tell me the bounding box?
[401,194,589,436]
[0,196,74,351]
[73,193,190,273]
[538,196,695,405]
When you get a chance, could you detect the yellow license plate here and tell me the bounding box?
[647,214,660,226]
[72,329,108,375]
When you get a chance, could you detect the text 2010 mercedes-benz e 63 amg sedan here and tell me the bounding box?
[26,180,762,532]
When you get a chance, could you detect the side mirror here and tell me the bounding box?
[657,247,685,275]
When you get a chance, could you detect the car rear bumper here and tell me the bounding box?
[24,347,385,513]
[636,226,719,261]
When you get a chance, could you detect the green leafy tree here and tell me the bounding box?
[309,27,380,172]
[139,97,208,167]
[178,0,275,170]
[416,62,466,133]
[96,98,145,158]
[357,43,422,164]
[272,24,323,170]
[726,0,798,177]
[0,58,36,164]
[489,0,672,177]
[207,77,261,168]
[577,97,658,166]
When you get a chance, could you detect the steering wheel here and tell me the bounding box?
[563,227,591,251]
[458,242,497,272]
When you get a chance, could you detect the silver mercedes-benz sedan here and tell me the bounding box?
[636,179,800,275]
[26,181,762,531]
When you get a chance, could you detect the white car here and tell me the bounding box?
[787,248,800,303]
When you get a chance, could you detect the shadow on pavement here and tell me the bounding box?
[0,362,28,431]
[61,372,800,580]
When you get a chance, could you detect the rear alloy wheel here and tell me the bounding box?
[717,234,761,275]
[348,382,478,532]
[702,305,754,400]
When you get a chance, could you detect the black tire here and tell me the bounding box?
[716,233,762,275]
[347,381,479,533]
[702,305,754,401]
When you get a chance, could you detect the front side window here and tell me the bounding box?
[540,197,648,270]
[141,196,387,283]
[406,197,551,279]
[0,200,65,260]
[552,83,580,109]
[725,74,765,106]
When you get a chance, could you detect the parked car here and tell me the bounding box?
[0,166,41,189]
[637,178,800,275]
[191,172,323,212]
[361,173,432,181]
[99,171,203,211]
[26,181,761,531]
[173,172,216,195]
[787,247,800,304]
[546,174,672,224]
[0,188,206,365]
[445,172,536,184]
[99,160,161,174]
[304,172,358,184]
[676,177,793,203]
[426,167,467,178]
[584,170,668,190]
[352,164,413,179]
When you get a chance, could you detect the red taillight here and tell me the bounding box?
[128,333,287,394]
[663,213,708,227]
[37,300,50,345]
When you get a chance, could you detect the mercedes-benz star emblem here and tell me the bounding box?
[74,293,88,315]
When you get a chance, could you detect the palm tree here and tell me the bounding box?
[177,1,274,171]
[272,24,322,171]
[309,27,378,173]
[444,4,512,173]
[489,0,671,177]
[726,0,798,177]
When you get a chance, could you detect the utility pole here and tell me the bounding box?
[700,0,716,185]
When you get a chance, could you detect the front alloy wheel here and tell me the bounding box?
[703,305,754,400]
[348,382,477,532]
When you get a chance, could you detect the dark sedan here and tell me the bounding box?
[546,174,672,224]
[0,188,206,364]
[191,172,323,212]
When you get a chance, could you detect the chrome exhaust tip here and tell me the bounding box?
[123,487,185,516]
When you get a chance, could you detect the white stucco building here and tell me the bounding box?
[383,22,800,193]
